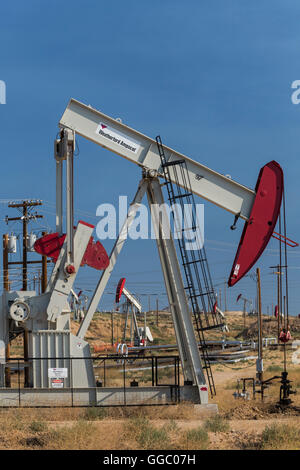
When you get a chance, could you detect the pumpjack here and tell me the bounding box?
[0,99,283,405]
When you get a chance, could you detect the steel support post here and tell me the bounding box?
[77,178,148,339]
[147,177,208,403]
[66,131,75,265]
[56,158,63,235]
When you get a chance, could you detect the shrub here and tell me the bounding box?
[204,415,230,433]
[47,421,96,449]
[162,419,178,433]
[185,427,209,450]
[127,416,171,450]
[83,407,107,420]
[261,424,300,450]
[137,425,169,449]
[29,420,48,433]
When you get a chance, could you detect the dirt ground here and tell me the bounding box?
[4,310,300,450]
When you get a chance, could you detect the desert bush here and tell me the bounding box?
[261,424,300,450]
[46,421,97,450]
[137,424,169,449]
[162,419,178,433]
[29,420,48,433]
[185,427,209,450]
[204,415,230,433]
[0,411,27,432]
[83,407,107,421]
[126,416,171,450]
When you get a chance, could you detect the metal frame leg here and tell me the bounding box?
[77,178,148,339]
[147,177,208,404]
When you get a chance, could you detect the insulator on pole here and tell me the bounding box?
[7,234,17,253]
[26,233,37,252]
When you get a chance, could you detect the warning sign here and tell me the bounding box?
[0,340,5,364]
[96,122,141,154]
[51,378,64,389]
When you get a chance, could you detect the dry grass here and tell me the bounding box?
[0,402,199,425]
[260,424,300,450]
[3,310,300,450]
[0,407,211,450]
[204,415,230,433]
[0,404,300,450]
[0,410,118,450]
[120,416,210,450]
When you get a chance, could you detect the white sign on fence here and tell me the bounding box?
[0,340,5,364]
[48,368,68,379]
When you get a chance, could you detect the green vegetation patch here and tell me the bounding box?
[261,424,300,450]
[204,415,230,433]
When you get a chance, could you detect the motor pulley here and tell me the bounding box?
[9,300,30,324]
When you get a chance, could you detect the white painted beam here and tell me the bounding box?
[59,99,255,220]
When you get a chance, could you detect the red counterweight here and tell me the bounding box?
[34,221,109,271]
[228,161,284,287]
[116,277,126,303]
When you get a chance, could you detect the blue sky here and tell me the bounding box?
[0,1,300,315]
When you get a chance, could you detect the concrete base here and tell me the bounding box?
[0,384,202,407]
[193,403,219,416]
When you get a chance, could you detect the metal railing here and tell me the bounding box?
[0,354,181,407]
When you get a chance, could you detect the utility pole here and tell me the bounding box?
[277,265,281,339]
[7,200,43,290]
[22,203,28,290]
[270,264,285,341]
[3,234,10,387]
[5,200,46,387]
[224,281,227,312]
[41,231,48,293]
[3,234,9,291]
[111,311,114,346]
[130,305,134,345]
[256,268,263,386]
[243,299,247,329]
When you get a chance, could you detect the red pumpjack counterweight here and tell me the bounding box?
[116,277,126,303]
[228,161,284,287]
[34,221,109,271]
